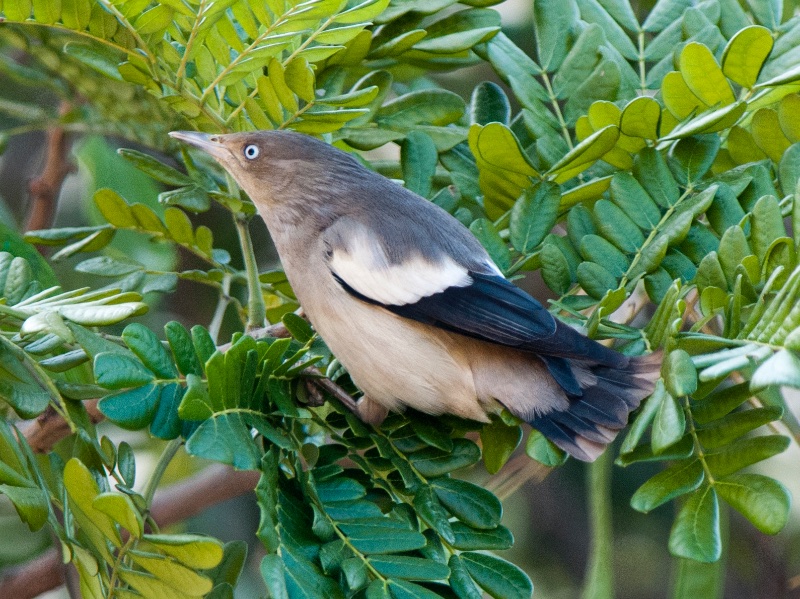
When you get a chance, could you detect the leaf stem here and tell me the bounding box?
[208,273,232,343]
[581,450,615,599]
[234,211,267,330]
[142,438,183,508]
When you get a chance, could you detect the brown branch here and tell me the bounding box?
[25,104,74,233]
[0,463,259,599]
[19,400,104,453]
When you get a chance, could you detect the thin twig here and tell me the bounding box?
[25,105,74,234]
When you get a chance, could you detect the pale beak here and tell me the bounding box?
[169,131,231,161]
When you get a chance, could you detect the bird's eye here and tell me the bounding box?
[244,144,260,160]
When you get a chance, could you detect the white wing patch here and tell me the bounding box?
[329,230,473,306]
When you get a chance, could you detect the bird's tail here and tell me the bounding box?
[528,352,662,461]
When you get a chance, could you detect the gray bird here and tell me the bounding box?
[170,130,660,461]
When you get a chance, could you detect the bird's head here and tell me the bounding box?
[168,130,359,214]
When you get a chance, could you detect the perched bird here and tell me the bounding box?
[170,130,660,461]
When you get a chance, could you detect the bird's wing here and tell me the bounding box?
[323,219,558,347]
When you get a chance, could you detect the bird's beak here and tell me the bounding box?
[169,131,231,161]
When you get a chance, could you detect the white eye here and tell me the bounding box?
[244,144,260,160]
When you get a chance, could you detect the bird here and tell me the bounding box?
[169,129,660,462]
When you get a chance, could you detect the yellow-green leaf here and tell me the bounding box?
[778,93,800,142]
[662,71,707,120]
[751,108,792,163]
[93,492,144,538]
[129,552,214,595]
[680,42,734,107]
[620,97,661,140]
[721,26,773,88]
[548,125,620,183]
[467,123,538,219]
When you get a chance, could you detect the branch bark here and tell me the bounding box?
[0,464,259,599]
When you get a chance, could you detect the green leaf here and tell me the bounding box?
[128,551,213,595]
[401,131,438,198]
[64,458,121,556]
[510,181,560,254]
[0,485,49,531]
[540,243,572,295]
[98,383,161,430]
[620,97,661,139]
[185,414,263,470]
[413,8,501,54]
[704,434,790,477]
[368,555,449,581]
[696,406,783,449]
[630,460,704,513]
[94,352,154,389]
[548,125,620,183]
[387,580,444,599]
[140,534,224,569]
[123,323,177,380]
[94,188,136,228]
[61,0,91,29]
[448,555,482,599]
[651,389,686,454]
[468,123,539,220]
[338,520,428,554]
[133,4,174,35]
[664,350,698,397]
[470,81,510,126]
[118,149,193,187]
[469,219,510,272]
[408,438,480,478]
[460,552,532,599]
[525,428,567,466]
[669,486,721,563]
[0,336,57,418]
[431,477,502,529]
[261,555,289,599]
[715,473,790,535]
[721,26,773,88]
[751,349,800,390]
[669,135,720,185]
[450,522,513,550]
[165,322,203,377]
[532,0,577,70]
[480,418,522,474]
[412,486,455,543]
[93,492,144,538]
[576,261,618,299]
[679,42,734,107]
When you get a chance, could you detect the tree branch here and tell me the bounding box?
[0,463,259,599]
[25,105,73,233]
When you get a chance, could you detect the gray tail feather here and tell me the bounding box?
[529,352,662,462]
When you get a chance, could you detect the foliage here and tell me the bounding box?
[0,0,799,597]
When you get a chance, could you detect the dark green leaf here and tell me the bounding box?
[460,552,532,599]
[369,555,449,580]
[669,486,721,563]
[630,460,704,513]
[510,181,560,254]
[409,439,480,478]
[98,383,161,430]
[479,419,521,474]
[715,473,790,535]
[431,477,502,529]
[339,520,428,554]
[94,352,154,389]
